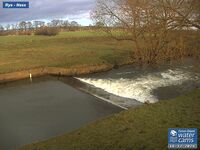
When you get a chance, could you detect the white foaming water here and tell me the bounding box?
[76,69,196,104]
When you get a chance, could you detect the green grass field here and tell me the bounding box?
[0,31,133,74]
[15,89,200,150]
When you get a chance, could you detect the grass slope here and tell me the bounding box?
[15,89,200,150]
[0,31,132,74]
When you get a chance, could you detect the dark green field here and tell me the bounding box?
[15,89,200,150]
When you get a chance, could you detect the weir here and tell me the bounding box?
[0,59,199,150]
[75,60,200,108]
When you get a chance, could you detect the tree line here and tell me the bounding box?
[0,20,80,31]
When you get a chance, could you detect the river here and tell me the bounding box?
[0,59,199,150]
[70,59,200,108]
[0,77,122,150]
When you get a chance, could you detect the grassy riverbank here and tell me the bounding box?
[0,31,133,74]
[15,89,200,150]
[0,30,199,76]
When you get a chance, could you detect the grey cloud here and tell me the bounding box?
[0,0,95,23]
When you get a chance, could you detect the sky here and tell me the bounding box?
[0,0,95,26]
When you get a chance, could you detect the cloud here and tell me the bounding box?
[0,0,95,24]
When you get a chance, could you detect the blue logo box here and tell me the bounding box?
[168,128,198,149]
[3,1,29,8]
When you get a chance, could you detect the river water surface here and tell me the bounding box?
[0,59,199,150]
[0,77,122,150]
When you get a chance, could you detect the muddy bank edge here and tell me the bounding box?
[0,64,117,83]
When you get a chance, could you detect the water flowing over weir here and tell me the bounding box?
[74,59,200,108]
[76,69,196,103]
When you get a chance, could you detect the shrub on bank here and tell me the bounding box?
[34,27,60,36]
[0,30,32,36]
[18,30,32,35]
[0,30,17,36]
[0,31,6,36]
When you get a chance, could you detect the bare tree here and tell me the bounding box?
[26,22,33,29]
[51,20,64,27]
[5,24,11,30]
[11,24,16,30]
[0,25,4,31]
[163,0,200,29]
[33,21,45,29]
[70,21,79,27]
[19,21,27,30]
[95,21,105,27]
[91,0,199,63]
[63,20,70,28]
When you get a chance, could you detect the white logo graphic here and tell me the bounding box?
[170,130,177,137]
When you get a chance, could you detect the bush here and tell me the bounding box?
[34,27,59,36]
[18,30,32,35]
[0,31,6,36]
[0,30,16,36]
[0,30,32,36]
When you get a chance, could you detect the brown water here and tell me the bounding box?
[0,77,122,150]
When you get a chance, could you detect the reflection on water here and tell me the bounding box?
[0,77,122,150]
[74,59,200,108]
